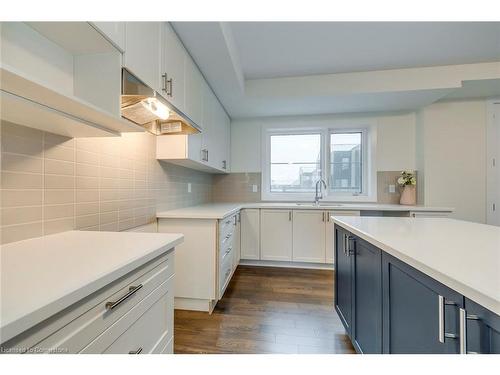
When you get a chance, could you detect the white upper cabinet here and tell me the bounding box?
[161,23,186,113]
[184,56,203,126]
[0,22,142,137]
[124,22,162,93]
[91,22,125,52]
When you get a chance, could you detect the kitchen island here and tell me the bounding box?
[332,216,500,354]
[1,230,183,353]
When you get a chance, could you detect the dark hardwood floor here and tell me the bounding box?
[174,265,355,354]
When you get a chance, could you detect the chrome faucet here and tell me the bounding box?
[314,179,327,206]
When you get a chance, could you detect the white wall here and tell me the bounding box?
[417,100,487,223]
[230,112,416,173]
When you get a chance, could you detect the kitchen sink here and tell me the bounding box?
[294,203,344,207]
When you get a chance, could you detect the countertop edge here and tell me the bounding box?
[0,236,183,344]
[331,218,499,316]
[156,203,454,220]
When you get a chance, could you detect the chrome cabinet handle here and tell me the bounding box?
[459,308,467,354]
[222,160,227,169]
[346,235,355,256]
[161,73,168,93]
[105,284,143,310]
[168,78,173,97]
[289,211,292,221]
[343,233,348,255]
[438,295,445,343]
[129,347,143,354]
[322,212,325,222]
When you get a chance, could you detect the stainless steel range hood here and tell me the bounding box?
[121,68,201,135]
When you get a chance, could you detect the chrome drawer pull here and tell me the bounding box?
[129,347,143,354]
[459,308,467,354]
[105,284,143,310]
[438,295,445,343]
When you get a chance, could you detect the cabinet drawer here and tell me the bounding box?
[81,276,174,354]
[219,215,236,237]
[219,226,234,249]
[218,249,233,298]
[219,239,233,267]
[34,254,174,353]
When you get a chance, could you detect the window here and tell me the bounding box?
[262,126,375,202]
[270,134,321,193]
[330,132,362,194]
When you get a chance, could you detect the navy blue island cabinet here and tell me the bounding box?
[334,225,500,354]
[335,227,382,353]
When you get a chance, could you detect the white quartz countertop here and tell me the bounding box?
[0,230,184,343]
[156,202,453,220]
[331,216,500,315]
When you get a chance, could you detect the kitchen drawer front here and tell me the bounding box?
[34,253,174,353]
[1,251,173,353]
[218,248,233,298]
[219,233,234,263]
[81,276,174,354]
[219,214,236,237]
[219,226,234,251]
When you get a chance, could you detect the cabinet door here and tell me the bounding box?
[199,82,214,165]
[352,237,382,353]
[161,23,185,112]
[326,210,360,264]
[292,210,326,263]
[184,56,203,126]
[260,210,292,261]
[240,209,260,260]
[335,227,353,335]
[91,22,125,52]
[210,99,227,171]
[464,298,500,354]
[223,111,231,172]
[124,22,161,92]
[382,253,463,353]
[233,213,241,269]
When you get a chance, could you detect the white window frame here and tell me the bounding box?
[261,122,377,202]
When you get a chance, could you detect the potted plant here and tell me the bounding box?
[397,171,417,205]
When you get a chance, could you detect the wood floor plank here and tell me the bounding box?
[174,265,355,354]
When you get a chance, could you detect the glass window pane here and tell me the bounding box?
[270,134,321,193]
[270,134,321,164]
[330,132,362,193]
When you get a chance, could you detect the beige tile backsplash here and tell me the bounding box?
[0,120,418,244]
[0,121,213,244]
[212,171,416,205]
[212,173,262,203]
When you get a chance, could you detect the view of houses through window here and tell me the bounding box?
[269,131,363,195]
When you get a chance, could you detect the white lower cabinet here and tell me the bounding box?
[158,212,239,312]
[260,210,293,261]
[2,251,175,354]
[240,209,260,260]
[292,210,326,263]
[233,212,241,268]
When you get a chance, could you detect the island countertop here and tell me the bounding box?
[0,230,184,344]
[331,216,500,315]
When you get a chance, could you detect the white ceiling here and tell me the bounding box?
[229,22,500,79]
[172,22,500,118]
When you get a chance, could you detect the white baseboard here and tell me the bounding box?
[239,259,334,270]
[174,297,215,312]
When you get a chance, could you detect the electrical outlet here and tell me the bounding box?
[187,183,192,193]
[252,184,258,193]
[389,184,396,193]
